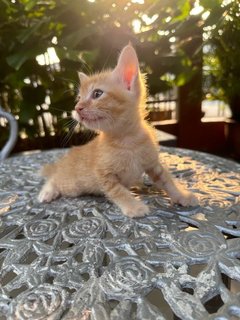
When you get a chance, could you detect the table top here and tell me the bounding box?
[0,147,240,320]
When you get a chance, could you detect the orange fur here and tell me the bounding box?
[38,44,198,217]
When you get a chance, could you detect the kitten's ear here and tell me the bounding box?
[112,44,139,90]
[78,72,89,83]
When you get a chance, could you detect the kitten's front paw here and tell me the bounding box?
[171,191,199,207]
[38,183,59,203]
[122,200,150,218]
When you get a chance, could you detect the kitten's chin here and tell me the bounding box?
[82,119,101,130]
[72,110,80,122]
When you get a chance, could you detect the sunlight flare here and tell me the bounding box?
[131,0,144,3]
[36,47,60,66]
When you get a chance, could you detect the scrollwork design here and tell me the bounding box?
[175,229,226,261]
[0,147,240,319]
[100,256,154,299]
[24,219,59,241]
[12,285,67,320]
[63,217,106,243]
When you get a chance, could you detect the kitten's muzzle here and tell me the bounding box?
[74,102,89,122]
[75,102,87,114]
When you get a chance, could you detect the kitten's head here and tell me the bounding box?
[72,44,147,132]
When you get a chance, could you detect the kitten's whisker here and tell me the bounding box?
[60,77,79,87]
[100,48,113,73]
[48,106,72,114]
[61,121,78,147]
[62,88,74,95]
[63,117,76,124]
[58,116,74,123]
[61,118,77,130]
[57,114,73,120]
[62,119,77,131]
[80,60,92,75]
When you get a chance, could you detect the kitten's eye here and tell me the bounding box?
[92,89,103,99]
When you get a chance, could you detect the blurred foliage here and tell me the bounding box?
[0,0,225,147]
[202,0,240,121]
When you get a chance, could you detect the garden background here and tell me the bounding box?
[0,0,240,160]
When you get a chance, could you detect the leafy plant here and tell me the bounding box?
[202,0,240,121]
[0,0,204,149]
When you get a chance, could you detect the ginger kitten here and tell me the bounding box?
[38,44,198,217]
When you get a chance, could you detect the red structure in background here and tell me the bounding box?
[154,22,239,161]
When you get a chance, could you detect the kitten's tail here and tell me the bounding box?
[40,163,56,178]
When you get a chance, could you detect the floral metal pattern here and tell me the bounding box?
[0,147,240,319]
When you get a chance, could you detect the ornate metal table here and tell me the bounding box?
[0,147,240,320]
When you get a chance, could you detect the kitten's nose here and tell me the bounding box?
[75,102,86,114]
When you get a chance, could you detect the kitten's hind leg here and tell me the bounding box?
[38,180,60,203]
[147,163,199,207]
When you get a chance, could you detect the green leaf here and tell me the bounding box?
[60,25,97,48]
[21,85,46,105]
[172,0,191,23]
[203,6,225,27]
[174,73,189,86]
[6,48,42,70]
[1,0,10,7]
[55,47,97,65]
[200,0,221,10]
[55,47,84,63]
[17,20,45,43]
[19,103,38,124]
[24,0,38,11]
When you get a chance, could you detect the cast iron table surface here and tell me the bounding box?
[0,147,240,320]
